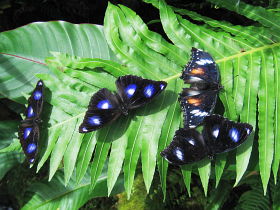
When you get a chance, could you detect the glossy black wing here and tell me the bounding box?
[79,88,122,133]
[179,88,218,128]
[25,80,44,119]
[18,80,44,163]
[115,75,167,110]
[202,115,253,155]
[18,120,40,164]
[181,48,219,85]
[160,128,208,165]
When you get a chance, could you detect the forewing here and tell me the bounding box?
[79,88,122,133]
[116,75,167,110]
[203,115,253,154]
[160,128,208,165]
[179,88,218,128]
[18,120,39,164]
[181,48,219,84]
[25,80,44,119]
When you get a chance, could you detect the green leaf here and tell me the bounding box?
[235,52,261,186]
[258,50,275,195]
[236,175,272,210]
[0,21,117,103]
[104,3,180,79]
[76,132,97,184]
[208,0,280,37]
[22,162,124,210]
[141,85,170,193]
[272,48,280,183]
[157,80,182,199]
[181,165,192,197]
[0,121,22,180]
[117,4,187,66]
[205,181,232,210]
[198,159,211,196]
[215,154,227,187]
[107,117,130,195]
[89,129,111,191]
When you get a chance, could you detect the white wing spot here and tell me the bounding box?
[175,148,184,161]
[196,59,213,65]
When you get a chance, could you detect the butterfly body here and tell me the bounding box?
[79,75,167,133]
[161,115,253,165]
[180,48,222,128]
[18,80,44,164]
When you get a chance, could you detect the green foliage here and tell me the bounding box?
[0,120,22,180]
[0,0,280,208]
[235,175,280,210]
[21,162,124,210]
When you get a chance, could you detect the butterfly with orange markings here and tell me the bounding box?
[180,48,222,128]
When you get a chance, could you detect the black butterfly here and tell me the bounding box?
[18,80,44,164]
[79,75,167,133]
[160,115,253,165]
[180,48,222,128]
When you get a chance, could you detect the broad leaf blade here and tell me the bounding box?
[0,22,117,103]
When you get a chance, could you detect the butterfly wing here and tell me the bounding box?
[202,115,253,155]
[179,88,218,128]
[18,80,44,163]
[115,75,167,110]
[18,120,40,163]
[181,48,219,85]
[79,88,122,133]
[25,80,44,119]
[160,128,208,165]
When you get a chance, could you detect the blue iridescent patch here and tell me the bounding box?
[97,100,112,109]
[26,143,36,154]
[88,116,101,126]
[37,81,43,86]
[144,84,155,98]
[24,127,32,139]
[160,84,165,90]
[33,91,42,100]
[229,128,239,142]
[29,158,35,163]
[27,106,35,118]
[125,84,137,98]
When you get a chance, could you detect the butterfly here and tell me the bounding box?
[79,75,167,133]
[179,47,222,128]
[160,115,253,165]
[18,80,44,164]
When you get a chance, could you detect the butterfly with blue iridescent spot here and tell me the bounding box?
[160,115,253,165]
[18,80,44,164]
[79,75,167,133]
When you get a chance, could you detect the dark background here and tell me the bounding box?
[0,0,269,33]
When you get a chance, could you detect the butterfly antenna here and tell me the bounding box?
[221,74,239,87]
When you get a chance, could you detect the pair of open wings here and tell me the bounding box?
[161,115,253,165]
[79,75,167,133]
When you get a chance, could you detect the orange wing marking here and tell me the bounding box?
[187,97,202,106]
[190,68,205,75]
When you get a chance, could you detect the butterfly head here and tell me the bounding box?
[217,83,223,90]
[119,104,129,116]
[34,118,43,124]
[207,154,214,160]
